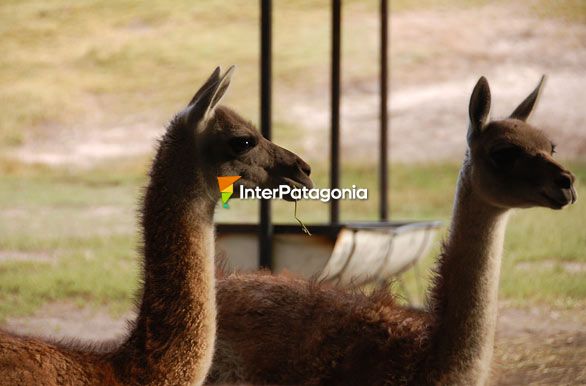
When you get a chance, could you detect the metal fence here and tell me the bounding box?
[218,0,391,270]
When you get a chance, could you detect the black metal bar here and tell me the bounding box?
[217,220,442,238]
[218,223,344,239]
[216,220,443,240]
[259,0,273,270]
[330,0,342,224]
[379,0,389,221]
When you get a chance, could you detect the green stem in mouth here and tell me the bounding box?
[294,200,312,236]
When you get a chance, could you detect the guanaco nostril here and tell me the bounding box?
[556,173,573,189]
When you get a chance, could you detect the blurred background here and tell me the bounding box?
[0,0,584,384]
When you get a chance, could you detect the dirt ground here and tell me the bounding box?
[10,3,586,165]
[288,3,586,163]
[2,302,584,385]
[493,306,586,385]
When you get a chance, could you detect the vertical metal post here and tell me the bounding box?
[330,0,341,224]
[259,0,273,269]
[379,0,389,221]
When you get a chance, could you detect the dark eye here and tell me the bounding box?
[551,143,557,155]
[490,146,523,167]
[228,136,257,155]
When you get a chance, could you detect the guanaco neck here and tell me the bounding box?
[111,126,217,385]
[422,155,510,386]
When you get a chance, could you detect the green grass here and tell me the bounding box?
[0,159,584,320]
[0,160,142,319]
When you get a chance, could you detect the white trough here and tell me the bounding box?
[216,221,442,285]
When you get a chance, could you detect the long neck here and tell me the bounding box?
[422,157,509,386]
[112,133,217,386]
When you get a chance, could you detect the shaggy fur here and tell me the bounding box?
[0,67,313,386]
[208,76,577,386]
[210,274,430,385]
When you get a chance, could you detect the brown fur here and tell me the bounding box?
[210,274,430,385]
[0,67,312,386]
[209,76,577,386]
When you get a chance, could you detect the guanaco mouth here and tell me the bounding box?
[540,189,576,209]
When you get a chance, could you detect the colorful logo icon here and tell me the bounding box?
[217,176,241,208]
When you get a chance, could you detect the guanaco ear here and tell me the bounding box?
[468,76,491,135]
[183,65,236,131]
[207,65,235,113]
[509,75,546,122]
[187,67,221,107]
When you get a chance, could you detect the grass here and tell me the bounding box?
[0,159,584,320]
[0,160,141,319]
[0,0,378,147]
[1,0,584,147]
[530,0,586,23]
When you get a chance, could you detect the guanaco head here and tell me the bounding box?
[466,76,577,210]
[178,66,313,201]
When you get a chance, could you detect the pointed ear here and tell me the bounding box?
[469,76,491,134]
[509,75,546,122]
[187,66,221,106]
[183,65,236,131]
[207,65,235,112]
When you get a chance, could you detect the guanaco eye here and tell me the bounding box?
[228,136,257,155]
[551,143,557,155]
[489,146,523,167]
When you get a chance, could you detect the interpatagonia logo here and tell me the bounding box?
[218,175,368,208]
[217,176,241,208]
